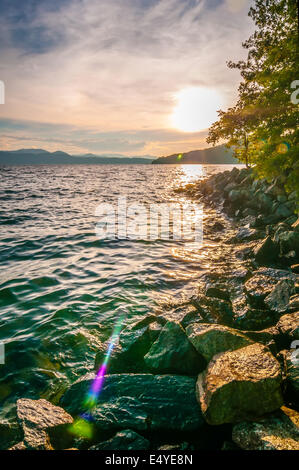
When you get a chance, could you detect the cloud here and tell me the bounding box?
[0,0,254,155]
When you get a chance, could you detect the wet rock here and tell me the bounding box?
[291,264,299,274]
[245,327,279,345]
[196,343,283,425]
[186,323,252,363]
[289,295,299,312]
[95,316,164,373]
[9,441,27,450]
[0,419,22,450]
[204,283,229,302]
[233,226,262,242]
[244,268,296,309]
[212,221,225,232]
[279,231,299,258]
[253,236,279,265]
[16,399,73,450]
[264,279,295,314]
[233,297,275,330]
[119,315,164,356]
[275,204,294,220]
[144,321,205,375]
[180,308,205,329]
[61,374,204,433]
[275,312,299,349]
[89,429,150,450]
[282,350,299,408]
[192,295,233,325]
[232,407,299,450]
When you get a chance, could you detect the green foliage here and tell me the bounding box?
[207,0,299,200]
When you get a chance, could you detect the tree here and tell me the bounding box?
[207,0,299,197]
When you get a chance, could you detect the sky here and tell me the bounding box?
[0,0,254,157]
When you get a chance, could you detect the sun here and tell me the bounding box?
[171,87,224,133]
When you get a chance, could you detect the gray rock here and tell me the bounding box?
[89,429,150,450]
[275,204,293,220]
[196,343,283,425]
[282,350,299,407]
[279,231,299,258]
[61,374,203,433]
[244,268,296,309]
[275,312,299,348]
[144,321,205,375]
[17,399,73,450]
[186,323,252,363]
[253,236,279,265]
[95,316,164,373]
[264,279,295,314]
[232,407,299,450]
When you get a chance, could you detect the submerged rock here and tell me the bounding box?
[196,343,283,425]
[144,321,204,375]
[186,323,252,363]
[232,407,299,450]
[89,429,150,450]
[16,399,73,450]
[61,373,203,433]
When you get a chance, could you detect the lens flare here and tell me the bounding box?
[277,142,290,154]
[68,313,126,438]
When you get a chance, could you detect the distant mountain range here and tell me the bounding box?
[0,145,239,165]
[152,145,239,164]
[0,149,154,165]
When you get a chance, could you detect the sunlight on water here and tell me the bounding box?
[0,163,241,419]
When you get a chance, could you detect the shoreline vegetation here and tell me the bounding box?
[3,166,299,451]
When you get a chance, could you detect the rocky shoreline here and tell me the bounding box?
[2,166,299,451]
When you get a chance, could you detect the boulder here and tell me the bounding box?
[244,268,296,309]
[264,279,295,314]
[279,231,299,258]
[89,429,150,450]
[289,295,299,312]
[233,226,262,242]
[119,315,164,356]
[282,349,299,408]
[196,343,283,425]
[194,296,234,326]
[291,264,299,274]
[232,407,299,450]
[204,283,230,301]
[275,204,293,220]
[95,316,164,372]
[186,323,252,363]
[253,236,279,265]
[144,321,205,375]
[61,374,203,433]
[16,399,73,450]
[0,419,22,450]
[275,312,299,345]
